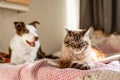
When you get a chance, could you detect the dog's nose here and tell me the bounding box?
[34,37,39,41]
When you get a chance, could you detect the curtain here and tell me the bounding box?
[80,0,120,34]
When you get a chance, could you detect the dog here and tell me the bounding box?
[9,21,45,64]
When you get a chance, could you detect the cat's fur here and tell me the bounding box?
[59,27,104,70]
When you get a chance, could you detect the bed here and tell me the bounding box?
[0,33,120,80]
[0,58,120,80]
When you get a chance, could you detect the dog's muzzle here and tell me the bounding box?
[26,40,35,47]
[26,37,39,47]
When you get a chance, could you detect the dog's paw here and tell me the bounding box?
[70,63,91,70]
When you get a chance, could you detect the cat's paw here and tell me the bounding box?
[70,63,90,70]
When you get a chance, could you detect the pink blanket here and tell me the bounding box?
[0,59,120,80]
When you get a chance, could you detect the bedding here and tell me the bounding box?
[91,34,120,59]
[0,59,120,80]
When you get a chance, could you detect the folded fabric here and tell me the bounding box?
[0,59,120,80]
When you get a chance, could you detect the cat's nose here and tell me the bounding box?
[34,37,39,41]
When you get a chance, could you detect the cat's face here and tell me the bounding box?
[64,27,93,54]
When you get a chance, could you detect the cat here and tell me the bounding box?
[59,27,105,70]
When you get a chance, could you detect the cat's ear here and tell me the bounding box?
[65,27,72,35]
[65,27,71,33]
[65,27,69,32]
[84,27,94,39]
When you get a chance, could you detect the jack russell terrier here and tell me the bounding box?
[9,21,45,64]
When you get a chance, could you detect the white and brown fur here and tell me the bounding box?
[9,21,45,64]
[59,27,105,70]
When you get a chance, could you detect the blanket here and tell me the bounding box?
[0,59,120,80]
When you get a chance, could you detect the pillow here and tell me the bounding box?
[94,35,120,54]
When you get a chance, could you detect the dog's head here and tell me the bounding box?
[14,21,40,47]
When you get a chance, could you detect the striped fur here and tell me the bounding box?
[59,27,104,70]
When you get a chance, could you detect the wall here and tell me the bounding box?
[66,0,80,29]
[0,9,16,52]
[0,0,79,55]
[18,0,66,55]
[0,0,66,55]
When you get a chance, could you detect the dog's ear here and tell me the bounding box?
[29,21,40,28]
[14,22,25,35]
[14,21,25,31]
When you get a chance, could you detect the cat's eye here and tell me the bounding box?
[64,41,69,44]
[79,42,85,47]
[64,41,70,46]
[81,44,85,47]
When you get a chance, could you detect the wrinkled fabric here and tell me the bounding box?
[0,59,120,80]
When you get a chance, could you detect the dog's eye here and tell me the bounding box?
[24,30,29,33]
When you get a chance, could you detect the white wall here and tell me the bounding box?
[0,0,66,55]
[19,0,66,55]
[66,0,80,29]
[0,0,79,55]
[0,9,16,52]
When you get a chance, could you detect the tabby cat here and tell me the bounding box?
[59,27,104,70]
